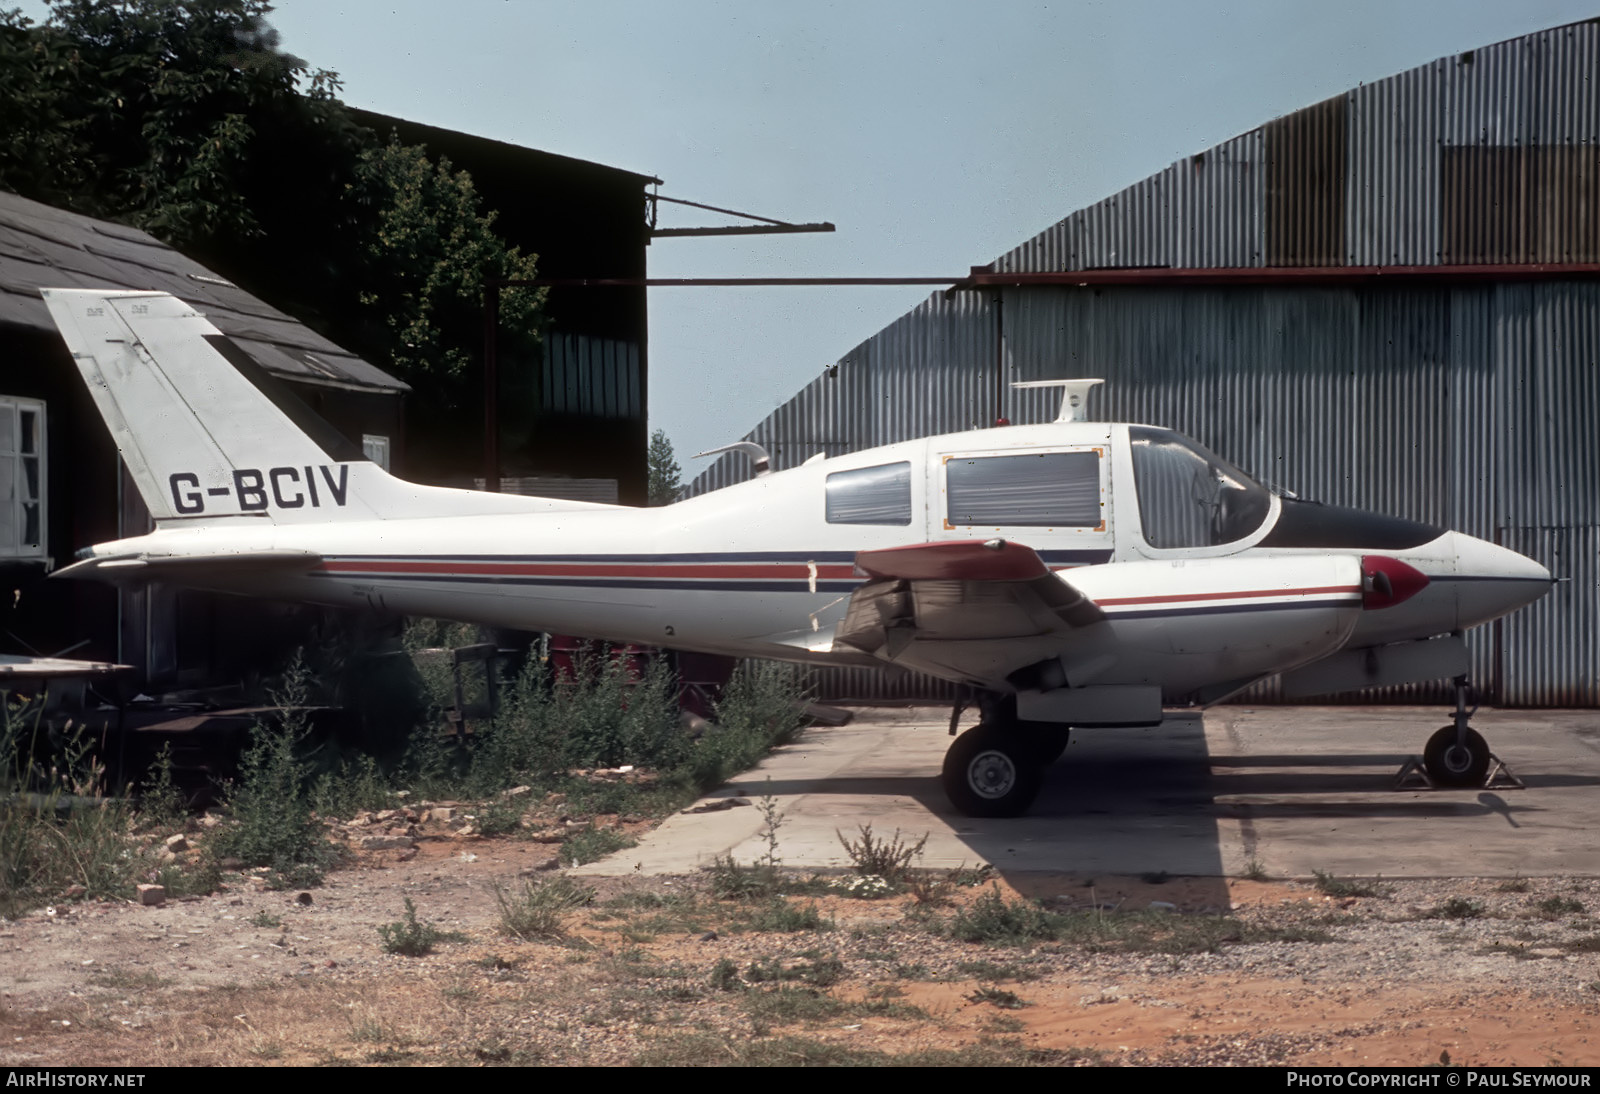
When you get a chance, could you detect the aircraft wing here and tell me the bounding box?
[833,540,1103,680]
[52,549,323,584]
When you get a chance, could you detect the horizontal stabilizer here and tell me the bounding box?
[53,549,323,584]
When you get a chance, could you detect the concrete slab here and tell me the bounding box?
[572,705,1600,885]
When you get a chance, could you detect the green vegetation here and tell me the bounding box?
[1312,870,1391,899]
[1,702,144,918]
[1535,896,1585,918]
[634,1033,1086,1067]
[944,886,1331,953]
[647,429,683,507]
[0,0,543,448]
[560,825,637,867]
[6,621,811,913]
[208,660,336,889]
[1430,897,1486,920]
[836,825,928,887]
[494,875,596,941]
[378,897,462,956]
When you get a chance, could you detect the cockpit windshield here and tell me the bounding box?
[1129,426,1272,549]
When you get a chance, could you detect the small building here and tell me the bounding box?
[0,190,407,687]
[353,111,660,506]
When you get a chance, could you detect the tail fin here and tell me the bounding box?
[42,288,605,525]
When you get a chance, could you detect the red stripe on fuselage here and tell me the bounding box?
[1092,583,1362,607]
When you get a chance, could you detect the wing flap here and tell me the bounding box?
[835,540,1103,658]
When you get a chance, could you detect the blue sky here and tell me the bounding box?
[24,1,1600,467]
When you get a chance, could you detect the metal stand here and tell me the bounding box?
[1392,754,1523,790]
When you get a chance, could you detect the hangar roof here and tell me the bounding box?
[0,190,407,394]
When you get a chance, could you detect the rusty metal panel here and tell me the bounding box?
[1347,61,1446,265]
[1266,95,1346,266]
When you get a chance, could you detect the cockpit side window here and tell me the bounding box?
[946,451,1101,527]
[1129,427,1271,548]
[826,462,912,525]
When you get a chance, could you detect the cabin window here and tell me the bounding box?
[0,397,45,560]
[1129,426,1271,548]
[945,451,1101,527]
[826,462,912,525]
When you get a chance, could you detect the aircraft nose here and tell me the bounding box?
[1448,532,1554,628]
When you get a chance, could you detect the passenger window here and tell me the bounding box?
[826,462,912,525]
[946,452,1101,527]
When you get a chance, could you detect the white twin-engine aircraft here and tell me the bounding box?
[43,288,1554,816]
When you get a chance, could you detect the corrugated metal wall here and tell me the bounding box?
[687,19,1600,707]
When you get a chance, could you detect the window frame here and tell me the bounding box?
[941,447,1108,532]
[0,396,47,562]
[825,460,914,526]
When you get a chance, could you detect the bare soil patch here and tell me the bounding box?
[5,812,1600,1068]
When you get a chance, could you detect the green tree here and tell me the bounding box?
[647,428,682,506]
[0,1,365,256]
[0,1,543,444]
[347,141,544,409]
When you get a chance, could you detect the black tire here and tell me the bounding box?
[942,722,1044,817]
[1423,725,1491,787]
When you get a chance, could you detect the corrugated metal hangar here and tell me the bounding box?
[688,19,1600,708]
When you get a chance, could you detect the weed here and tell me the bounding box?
[250,910,283,928]
[967,985,1029,1009]
[683,662,808,793]
[1497,877,1531,893]
[136,742,186,830]
[946,886,1329,953]
[956,959,1041,982]
[745,985,848,1025]
[706,854,777,900]
[1241,859,1270,881]
[906,870,954,907]
[495,875,595,940]
[741,897,834,933]
[560,824,636,866]
[1431,897,1486,920]
[1535,896,1585,918]
[1312,870,1390,899]
[836,824,928,885]
[635,1032,1078,1067]
[744,952,846,988]
[707,957,744,992]
[208,658,335,888]
[984,1014,1026,1034]
[377,897,462,956]
[310,754,394,820]
[948,887,1062,945]
[757,781,784,871]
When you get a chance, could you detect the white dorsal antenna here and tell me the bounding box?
[694,440,772,477]
[1011,378,1104,423]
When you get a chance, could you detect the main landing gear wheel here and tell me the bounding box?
[942,722,1044,818]
[1423,725,1491,787]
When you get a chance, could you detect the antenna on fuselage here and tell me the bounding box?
[694,440,772,477]
[1011,378,1104,423]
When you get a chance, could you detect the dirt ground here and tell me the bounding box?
[3,811,1599,1068]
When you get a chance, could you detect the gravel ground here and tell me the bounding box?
[3,824,1599,1066]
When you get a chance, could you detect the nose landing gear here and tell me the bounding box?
[1405,675,1519,789]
